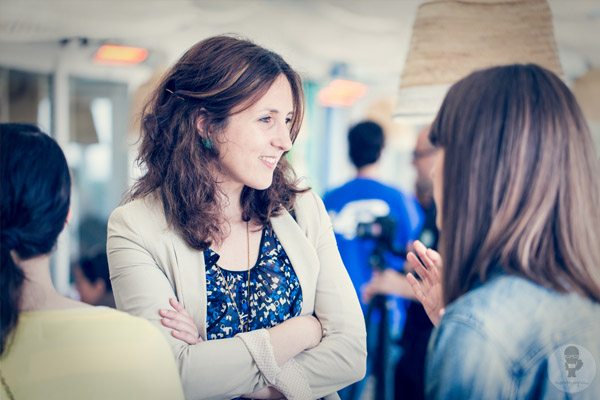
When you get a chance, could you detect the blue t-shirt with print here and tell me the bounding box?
[323,177,422,309]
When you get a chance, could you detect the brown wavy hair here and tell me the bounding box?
[129,35,307,250]
[430,64,600,305]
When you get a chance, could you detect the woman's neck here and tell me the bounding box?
[16,253,87,311]
[218,180,245,224]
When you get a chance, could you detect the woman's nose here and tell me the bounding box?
[273,121,293,151]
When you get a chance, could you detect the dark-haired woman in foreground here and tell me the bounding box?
[107,35,366,400]
[0,123,183,400]
[406,64,600,398]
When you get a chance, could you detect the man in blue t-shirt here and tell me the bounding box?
[323,120,421,308]
[323,120,422,400]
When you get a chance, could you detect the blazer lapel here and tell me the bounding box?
[271,210,319,314]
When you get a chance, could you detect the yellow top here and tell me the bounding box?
[0,307,184,400]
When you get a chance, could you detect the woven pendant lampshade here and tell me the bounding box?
[394,0,563,122]
[573,69,600,153]
[573,69,600,124]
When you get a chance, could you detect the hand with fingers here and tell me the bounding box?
[159,298,203,345]
[405,240,445,326]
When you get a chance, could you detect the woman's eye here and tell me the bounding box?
[259,116,272,123]
[285,117,292,125]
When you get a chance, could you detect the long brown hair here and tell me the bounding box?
[129,35,307,250]
[430,64,600,305]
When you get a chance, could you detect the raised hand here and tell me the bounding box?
[405,240,445,326]
[159,298,203,345]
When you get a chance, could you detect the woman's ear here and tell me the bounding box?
[195,116,207,138]
[196,114,215,150]
[195,108,212,137]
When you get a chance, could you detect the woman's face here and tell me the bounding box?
[213,74,294,192]
[432,149,445,229]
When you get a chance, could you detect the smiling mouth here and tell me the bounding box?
[259,156,278,169]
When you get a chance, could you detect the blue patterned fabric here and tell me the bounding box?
[204,223,303,340]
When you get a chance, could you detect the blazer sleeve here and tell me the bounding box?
[107,204,269,400]
[290,191,368,398]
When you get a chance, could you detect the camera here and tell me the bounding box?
[356,215,406,270]
[356,216,396,247]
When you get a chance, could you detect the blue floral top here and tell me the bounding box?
[204,223,303,340]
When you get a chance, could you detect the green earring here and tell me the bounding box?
[202,138,213,150]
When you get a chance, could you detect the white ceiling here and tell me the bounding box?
[1,0,599,95]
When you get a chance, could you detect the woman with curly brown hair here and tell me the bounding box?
[107,35,366,400]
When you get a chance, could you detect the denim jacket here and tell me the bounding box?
[426,273,600,399]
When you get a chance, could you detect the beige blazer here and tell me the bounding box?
[107,190,367,400]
